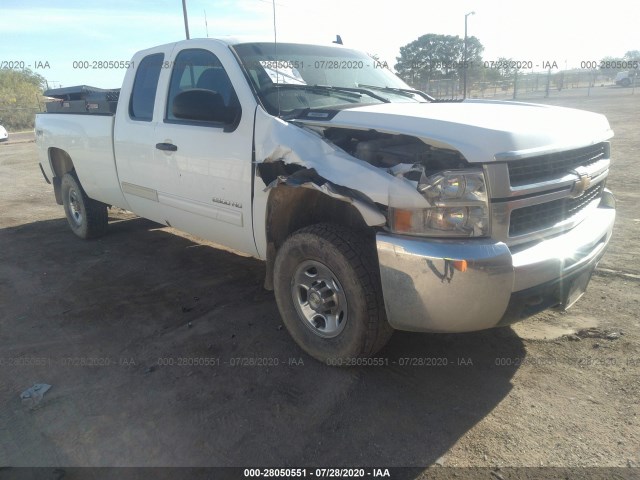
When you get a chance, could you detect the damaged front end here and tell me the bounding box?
[252,108,514,333]
[317,127,490,238]
[251,105,616,335]
[252,107,616,335]
[255,107,489,241]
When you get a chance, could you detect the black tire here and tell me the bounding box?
[61,172,108,239]
[274,223,393,363]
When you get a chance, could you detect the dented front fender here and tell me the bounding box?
[253,107,429,227]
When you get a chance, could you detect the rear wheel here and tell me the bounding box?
[274,223,393,363]
[61,172,108,239]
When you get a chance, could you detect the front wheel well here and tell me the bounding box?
[263,186,374,290]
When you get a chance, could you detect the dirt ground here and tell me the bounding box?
[0,87,639,477]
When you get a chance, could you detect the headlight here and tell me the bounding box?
[389,169,489,237]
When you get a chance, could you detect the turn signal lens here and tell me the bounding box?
[452,260,468,272]
[392,209,413,233]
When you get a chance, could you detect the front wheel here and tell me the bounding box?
[61,172,108,239]
[274,224,393,363]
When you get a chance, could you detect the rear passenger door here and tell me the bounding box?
[114,46,176,224]
[153,42,257,255]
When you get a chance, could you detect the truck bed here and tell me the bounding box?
[35,112,127,209]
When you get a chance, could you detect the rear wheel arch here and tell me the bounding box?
[49,148,75,205]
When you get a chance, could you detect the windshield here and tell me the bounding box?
[232,42,425,117]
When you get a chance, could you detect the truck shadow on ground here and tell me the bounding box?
[0,216,526,471]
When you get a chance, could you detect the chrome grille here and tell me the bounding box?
[507,143,608,186]
[509,183,604,236]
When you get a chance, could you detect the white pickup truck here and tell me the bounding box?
[35,38,616,362]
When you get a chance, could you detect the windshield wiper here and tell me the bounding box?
[266,84,390,103]
[315,85,391,103]
[357,84,435,102]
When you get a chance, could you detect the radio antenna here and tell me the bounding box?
[272,0,281,116]
[204,9,209,37]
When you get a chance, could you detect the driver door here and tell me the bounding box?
[153,44,257,255]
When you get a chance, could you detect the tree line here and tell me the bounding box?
[0,68,46,131]
[393,34,639,90]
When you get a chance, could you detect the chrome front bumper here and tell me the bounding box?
[376,190,616,333]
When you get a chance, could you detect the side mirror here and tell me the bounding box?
[172,89,238,124]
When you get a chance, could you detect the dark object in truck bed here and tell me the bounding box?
[44,85,120,115]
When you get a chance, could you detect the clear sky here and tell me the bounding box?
[1,0,638,89]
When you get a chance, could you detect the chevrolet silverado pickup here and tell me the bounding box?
[35,38,616,362]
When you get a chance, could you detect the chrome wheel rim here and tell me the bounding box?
[291,260,348,338]
[68,188,83,226]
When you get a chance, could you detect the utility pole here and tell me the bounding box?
[182,0,190,39]
[463,11,475,99]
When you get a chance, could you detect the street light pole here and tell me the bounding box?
[463,11,475,99]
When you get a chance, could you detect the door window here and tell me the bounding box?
[129,53,164,121]
[165,49,240,124]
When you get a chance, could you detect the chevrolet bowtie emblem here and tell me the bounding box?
[570,172,591,198]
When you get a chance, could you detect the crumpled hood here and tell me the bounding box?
[300,100,614,163]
